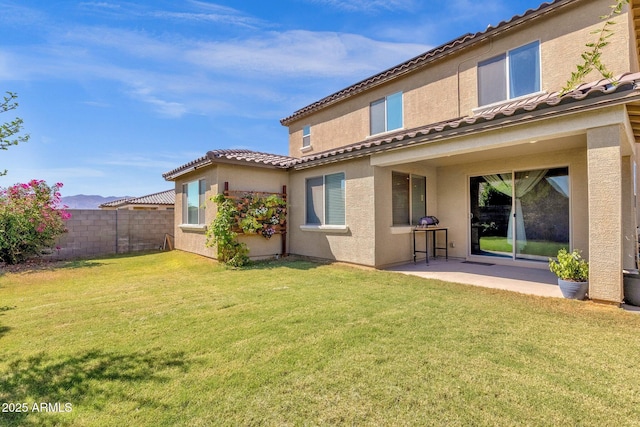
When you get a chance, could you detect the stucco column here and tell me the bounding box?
[587,125,623,304]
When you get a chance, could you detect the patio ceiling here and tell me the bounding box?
[402,134,586,168]
[627,102,640,142]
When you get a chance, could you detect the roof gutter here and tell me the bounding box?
[290,85,640,170]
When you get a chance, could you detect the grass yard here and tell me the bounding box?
[480,236,567,258]
[1,251,640,426]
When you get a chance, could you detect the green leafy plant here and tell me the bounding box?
[0,179,70,264]
[561,0,629,94]
[549,248,589,282]
[206,192,286,267]
[206,194,249,267]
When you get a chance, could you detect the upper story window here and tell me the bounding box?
[478,41,540,106]
[302,125,311,148]
[370,91,403,135]
[306,172,346,226]
[182,179,206,225]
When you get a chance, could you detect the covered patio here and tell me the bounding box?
[386,259,640,312]
[386,258,563,298]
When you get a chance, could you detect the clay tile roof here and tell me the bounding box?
[163,74,640,178]
[100,189,175,208]
[291,73,640,169]
[206,149,295,167]
[280,0,576,126]
[163,149,297,180]
[162,154,211,180]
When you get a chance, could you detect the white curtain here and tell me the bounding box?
[546,176,569,198]
[483,169,548,250]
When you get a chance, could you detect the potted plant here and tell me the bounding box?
[623,269,640,306]
[549,248,589,300]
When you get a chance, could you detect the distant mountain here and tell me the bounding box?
[61,195,132,209]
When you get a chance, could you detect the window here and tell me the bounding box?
[305,172,345,225]
[302,125,311,148]
[182,179,206,225]
[370,91,403,135]
[392,172,426,226]
[478,41,540,106]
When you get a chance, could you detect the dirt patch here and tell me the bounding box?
[0,258,67,274]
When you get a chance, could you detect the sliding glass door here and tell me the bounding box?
[470,167,569,261]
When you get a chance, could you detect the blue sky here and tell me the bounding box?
[0,0,547,197]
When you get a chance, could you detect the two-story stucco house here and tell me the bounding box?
[164,0,640,305]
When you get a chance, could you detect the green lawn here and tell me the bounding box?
[1,251,640,426]
[480,236,567,257]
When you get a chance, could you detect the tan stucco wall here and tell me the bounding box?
[373,164,438,268]
[286,0,631,157]
[288,158,376,266]
[173,166,219,259]
[218,164,289,259]
[289,142,592,269]
[173,164,289,260]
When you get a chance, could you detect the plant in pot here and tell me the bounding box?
[623,270,640,307]
[549,248,589,300]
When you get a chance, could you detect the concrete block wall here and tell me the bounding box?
[49,209,174,260]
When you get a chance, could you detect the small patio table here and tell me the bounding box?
[412,227,448,264]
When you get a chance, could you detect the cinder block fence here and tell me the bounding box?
[49,209,174,260]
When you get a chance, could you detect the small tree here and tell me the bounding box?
[0,180,71,265]
[1,92,30,176]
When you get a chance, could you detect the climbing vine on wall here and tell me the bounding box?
[561,0,629,94]
[205,192,287,267]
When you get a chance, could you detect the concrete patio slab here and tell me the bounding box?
[386,258,563,298]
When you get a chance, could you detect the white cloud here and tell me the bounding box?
[185,30,429,78]
[0,167,106,189]
[306,0,417,13]
[129,86,188,118]
[96,155,184,170]
[151,11,264,29]
[79,1,265,29]
[1,2,432,120]
[78,2,121,11]
[2,18,429,117]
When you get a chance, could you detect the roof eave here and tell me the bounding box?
[162,157,212,181]
[291,85,640,170]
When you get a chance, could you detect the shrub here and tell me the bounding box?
[0,180,71,264]
[206,194,250,267]
[206,192,287,267]
[549,248,589,282]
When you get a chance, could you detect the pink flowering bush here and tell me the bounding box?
[0,179,71,264]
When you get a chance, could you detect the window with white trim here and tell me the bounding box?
[370,91,403,135]
[182,179,206,225]
[302,125,311,148]
[305,172,345,225]
[478,41,540,106]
